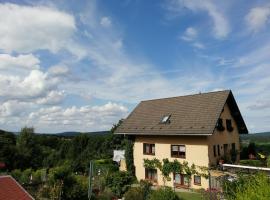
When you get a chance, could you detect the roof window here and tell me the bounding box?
[160,115,171,124]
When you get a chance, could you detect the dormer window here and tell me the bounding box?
[160,115,171,124]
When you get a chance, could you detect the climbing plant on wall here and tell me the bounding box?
[143,158,208,186]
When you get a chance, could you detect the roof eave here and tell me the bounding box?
[114,132,212,136]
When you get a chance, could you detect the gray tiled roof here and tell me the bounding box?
[115,90,248,135]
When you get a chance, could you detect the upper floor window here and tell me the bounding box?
[216,118,225,131]
[226,119,234,132]
[143,143,155,155]
[171,145,186,158]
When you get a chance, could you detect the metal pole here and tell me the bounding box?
[88,161,94,200]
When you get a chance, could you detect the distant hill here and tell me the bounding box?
[0,129,110,137]
[241,132,270,143]
[55,131,110,137]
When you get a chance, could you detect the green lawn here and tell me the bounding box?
[177,191,202,200]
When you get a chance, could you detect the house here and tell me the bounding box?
[0,175,34,200]
[115,90,248,189]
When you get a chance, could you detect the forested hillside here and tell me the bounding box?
[0,120,136,199]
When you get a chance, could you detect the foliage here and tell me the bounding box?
[239,159,263,167]
[124,137,135,174]
[105,171,133,197]
[223,172,270,200]
[143,158,208,186]
[267,156,270,167]
[124,180,152,200]
[143,158,162,170]
[147,187,180,200]
[124,187,145,200]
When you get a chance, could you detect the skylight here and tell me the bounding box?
[161,115,171,124]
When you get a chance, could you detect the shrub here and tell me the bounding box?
[223,172,270,200]
[239,159,262,167]
[105,171,133,197]
[124,187,144,200]
[124,180,152,200]
[147,187,180,200]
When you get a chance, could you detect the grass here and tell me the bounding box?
[176,191,202,200]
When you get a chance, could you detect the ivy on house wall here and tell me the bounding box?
[143,158,208,186]
[124,137,135,175]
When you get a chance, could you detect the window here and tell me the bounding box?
[174,173,189,187]
[171,145,186,158]
[194,175,201,185]
[224,144,228,155]
[213,145,216,157]
[145,168,157,182]
[160,115,171,124]
[232,143,236,151]
[143,143,155,155]
[226,119,234,132]
[217,145,220,156]
[216,118,225,131]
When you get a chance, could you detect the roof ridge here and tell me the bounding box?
[141,89,231,102]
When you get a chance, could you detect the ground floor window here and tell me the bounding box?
[194,175,201,185]
[174,173,189,187]
[145,168,157,182]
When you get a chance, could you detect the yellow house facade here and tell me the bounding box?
[115,90,248,190]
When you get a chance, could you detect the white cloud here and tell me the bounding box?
[181,27,204,49]
[192,42,205,49]
[26,102,128,133]
[0,3,78,55]
[0,53,40,70]
[100,16,112,27]
[0,100,32,117]
[48,65,69,76]
[0,69,59,100]
[169,0,230,38]
[36,90,66,105]
[246,6,270,32]
[181,27,197,41]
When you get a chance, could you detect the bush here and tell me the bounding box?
[124,180,152,200]
[96,189,115,200]
[105,171,133,197]
[147,187,180,200]
[124,187,144,200]
[239,159,262,167]
[223,172,270,200]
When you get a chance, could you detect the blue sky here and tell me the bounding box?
[0,0,270,133]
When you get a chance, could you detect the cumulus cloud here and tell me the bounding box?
[36,90,66,105]
[0,53,40,70]
[0,69,59,100]
[0,100,32,117]
[28,102,128,133]
[0,3,79,55]
[246,5,270,32]
[169,0,230,38]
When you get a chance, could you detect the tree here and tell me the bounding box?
[0,130,18,170]
[16,127,43,169]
